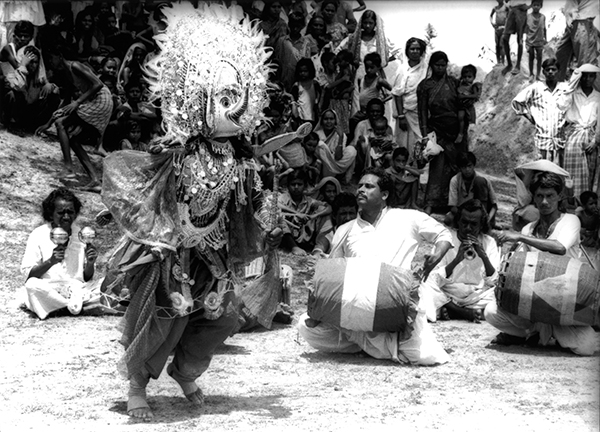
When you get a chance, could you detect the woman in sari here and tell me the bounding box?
[320,0,348,52]
[417,51,466,214]
[336,9,399,118]
[314,108,356,183]
[392,37,429,158]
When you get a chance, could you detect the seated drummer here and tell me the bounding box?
[298,167,453,366]
[421,199,501,323]
[487,172,596,355]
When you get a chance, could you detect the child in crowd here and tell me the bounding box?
[302,132,323,185]
[456,64,482,144]
[365,116,395,168]
[352,98,392,172]
[316,50,338,111]
[291,58,321,126]
[119,119,146,152]
[121,80,157,142]
[490,0,508,65]
[576,191,600,248]
[311,192,358,257]
[386,147,421,209]
[445,152,497,227]
[328,49,355,134]
[279,168,332,255]
[349,52,392,139]
[526,0,546,82]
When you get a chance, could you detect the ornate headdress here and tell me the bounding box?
[145,3,273,144]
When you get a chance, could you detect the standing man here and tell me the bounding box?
[555,0,599,82]
[501,0,529,76]
[298,167,453,365]
[487,171,596,355]
[559,64,600,196]
[512,58,569,165]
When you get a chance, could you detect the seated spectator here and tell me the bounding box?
[117,42,147,90]
[320,0,349,50]
[314,108,356,184]
[279,168,332,255]
[73,8,101,64]
[386,147,420,209]
[309,176,341,207]
[302,132,323,185]
[98,56,119,79]
[36,44,113,190]
[305,14,329,54]
[0,20,35,77]
[20,188,101,320]
[445,152,497,228]
[3,46,60,135]
[119,119,147,152]
[421,199,500,323]
[576,190,600,249]
[121,80,157,142]
[312,191,358,257]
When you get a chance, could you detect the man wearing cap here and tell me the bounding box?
[559,64,600,196]
[486,171,596,355]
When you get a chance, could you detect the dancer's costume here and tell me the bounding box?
[101,3,275,382]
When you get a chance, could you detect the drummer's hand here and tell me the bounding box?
[495,230,520,244]
[265,227,283,248]
[85,244,98,265]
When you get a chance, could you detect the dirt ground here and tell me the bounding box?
[0,130,599,432]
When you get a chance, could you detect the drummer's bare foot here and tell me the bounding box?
[305,317,321,328]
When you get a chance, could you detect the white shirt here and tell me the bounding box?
[330,207,453,269]
[21,223,86,282]
[521,213,581,259]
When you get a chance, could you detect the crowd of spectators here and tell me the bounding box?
[3,0,599,257]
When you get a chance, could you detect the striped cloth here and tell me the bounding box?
[68,86,113,138]
[308,257,419,334]
[497,251,600,326]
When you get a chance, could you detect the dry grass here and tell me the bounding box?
[0,130,598,432]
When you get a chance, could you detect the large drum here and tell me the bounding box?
[308,258,419,336]
[497,251,600,326]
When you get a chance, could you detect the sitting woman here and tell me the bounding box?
[314,108,357,184]
[20,188,101,320]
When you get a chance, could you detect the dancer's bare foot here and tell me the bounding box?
[178,380,205,406]
[127,395,154,420]
[501,65,512,75]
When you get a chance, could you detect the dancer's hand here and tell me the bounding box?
[265,227,283,248]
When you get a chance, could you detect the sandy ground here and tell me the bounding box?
[0,130,599,432]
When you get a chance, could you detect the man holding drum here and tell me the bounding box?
[487,171,597,355]
[298,167,453,365]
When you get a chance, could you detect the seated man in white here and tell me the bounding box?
[298,167,452,365]
[20,188,100,319]
[422,199,501,322]
[488,171,597,355]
